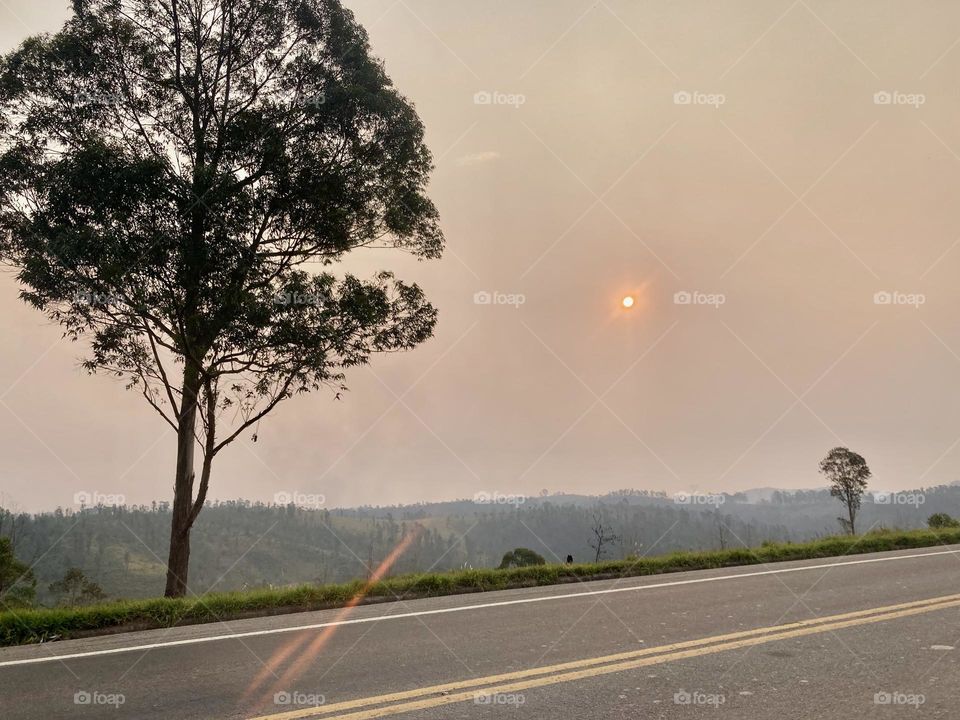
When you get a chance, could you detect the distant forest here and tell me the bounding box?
[2,484,958,605]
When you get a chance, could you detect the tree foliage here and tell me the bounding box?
[0,537,36,609]
[927,512,960,530]
[9,484,960,601]
[497,547,546,569]
[48,567,106,606]
[819,447,871,535]
[0,0,443,595]
[589,512,620,563]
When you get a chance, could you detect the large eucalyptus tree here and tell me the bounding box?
[0,0,443,596]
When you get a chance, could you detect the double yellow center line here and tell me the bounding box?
[250,592,960,720]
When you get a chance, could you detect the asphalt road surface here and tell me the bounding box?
[3,545,960,719]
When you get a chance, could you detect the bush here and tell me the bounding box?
[928,513,960,529]
[49,568,106,607]
[0,537,36,610]
[497,547,546,569]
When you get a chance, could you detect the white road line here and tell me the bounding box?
[2,548,958,668]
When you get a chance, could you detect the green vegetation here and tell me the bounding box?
[498,548,546,569]
[927,513,960,529]
[0,0,444,599]
[5,488,960,606]
[48,568,106,607]
[4,526,959,647]
[0,538,35,610]
[820,446,871,535]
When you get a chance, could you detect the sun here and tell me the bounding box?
[621,295,635,309]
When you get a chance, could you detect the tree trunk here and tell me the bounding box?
[164,361,201,598]
[848,502,857,536]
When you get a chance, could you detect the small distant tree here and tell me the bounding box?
[0,504,27,548]
[928,513,960,530]
[589,512,621,563]
[0,537,35,609]
[498,548,545,569]
[49,568,106,606]
[713,509,728,550]
[819,447,871,535]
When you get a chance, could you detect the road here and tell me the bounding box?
[2,545,960,718]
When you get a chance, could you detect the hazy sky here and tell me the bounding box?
[3,1,960,512]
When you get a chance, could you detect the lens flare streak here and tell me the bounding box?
[246,526,424,708]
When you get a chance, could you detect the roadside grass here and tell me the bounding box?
[3,526,959,647]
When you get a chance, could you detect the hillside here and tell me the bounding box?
[2,485,955,604]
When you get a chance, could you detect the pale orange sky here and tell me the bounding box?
[2,1,960,511]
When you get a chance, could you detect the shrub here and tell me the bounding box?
[928,513,960,529]
[0,537,35,610]
[497,548,546,569]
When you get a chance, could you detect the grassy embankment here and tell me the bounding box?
[3,526,958,647]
